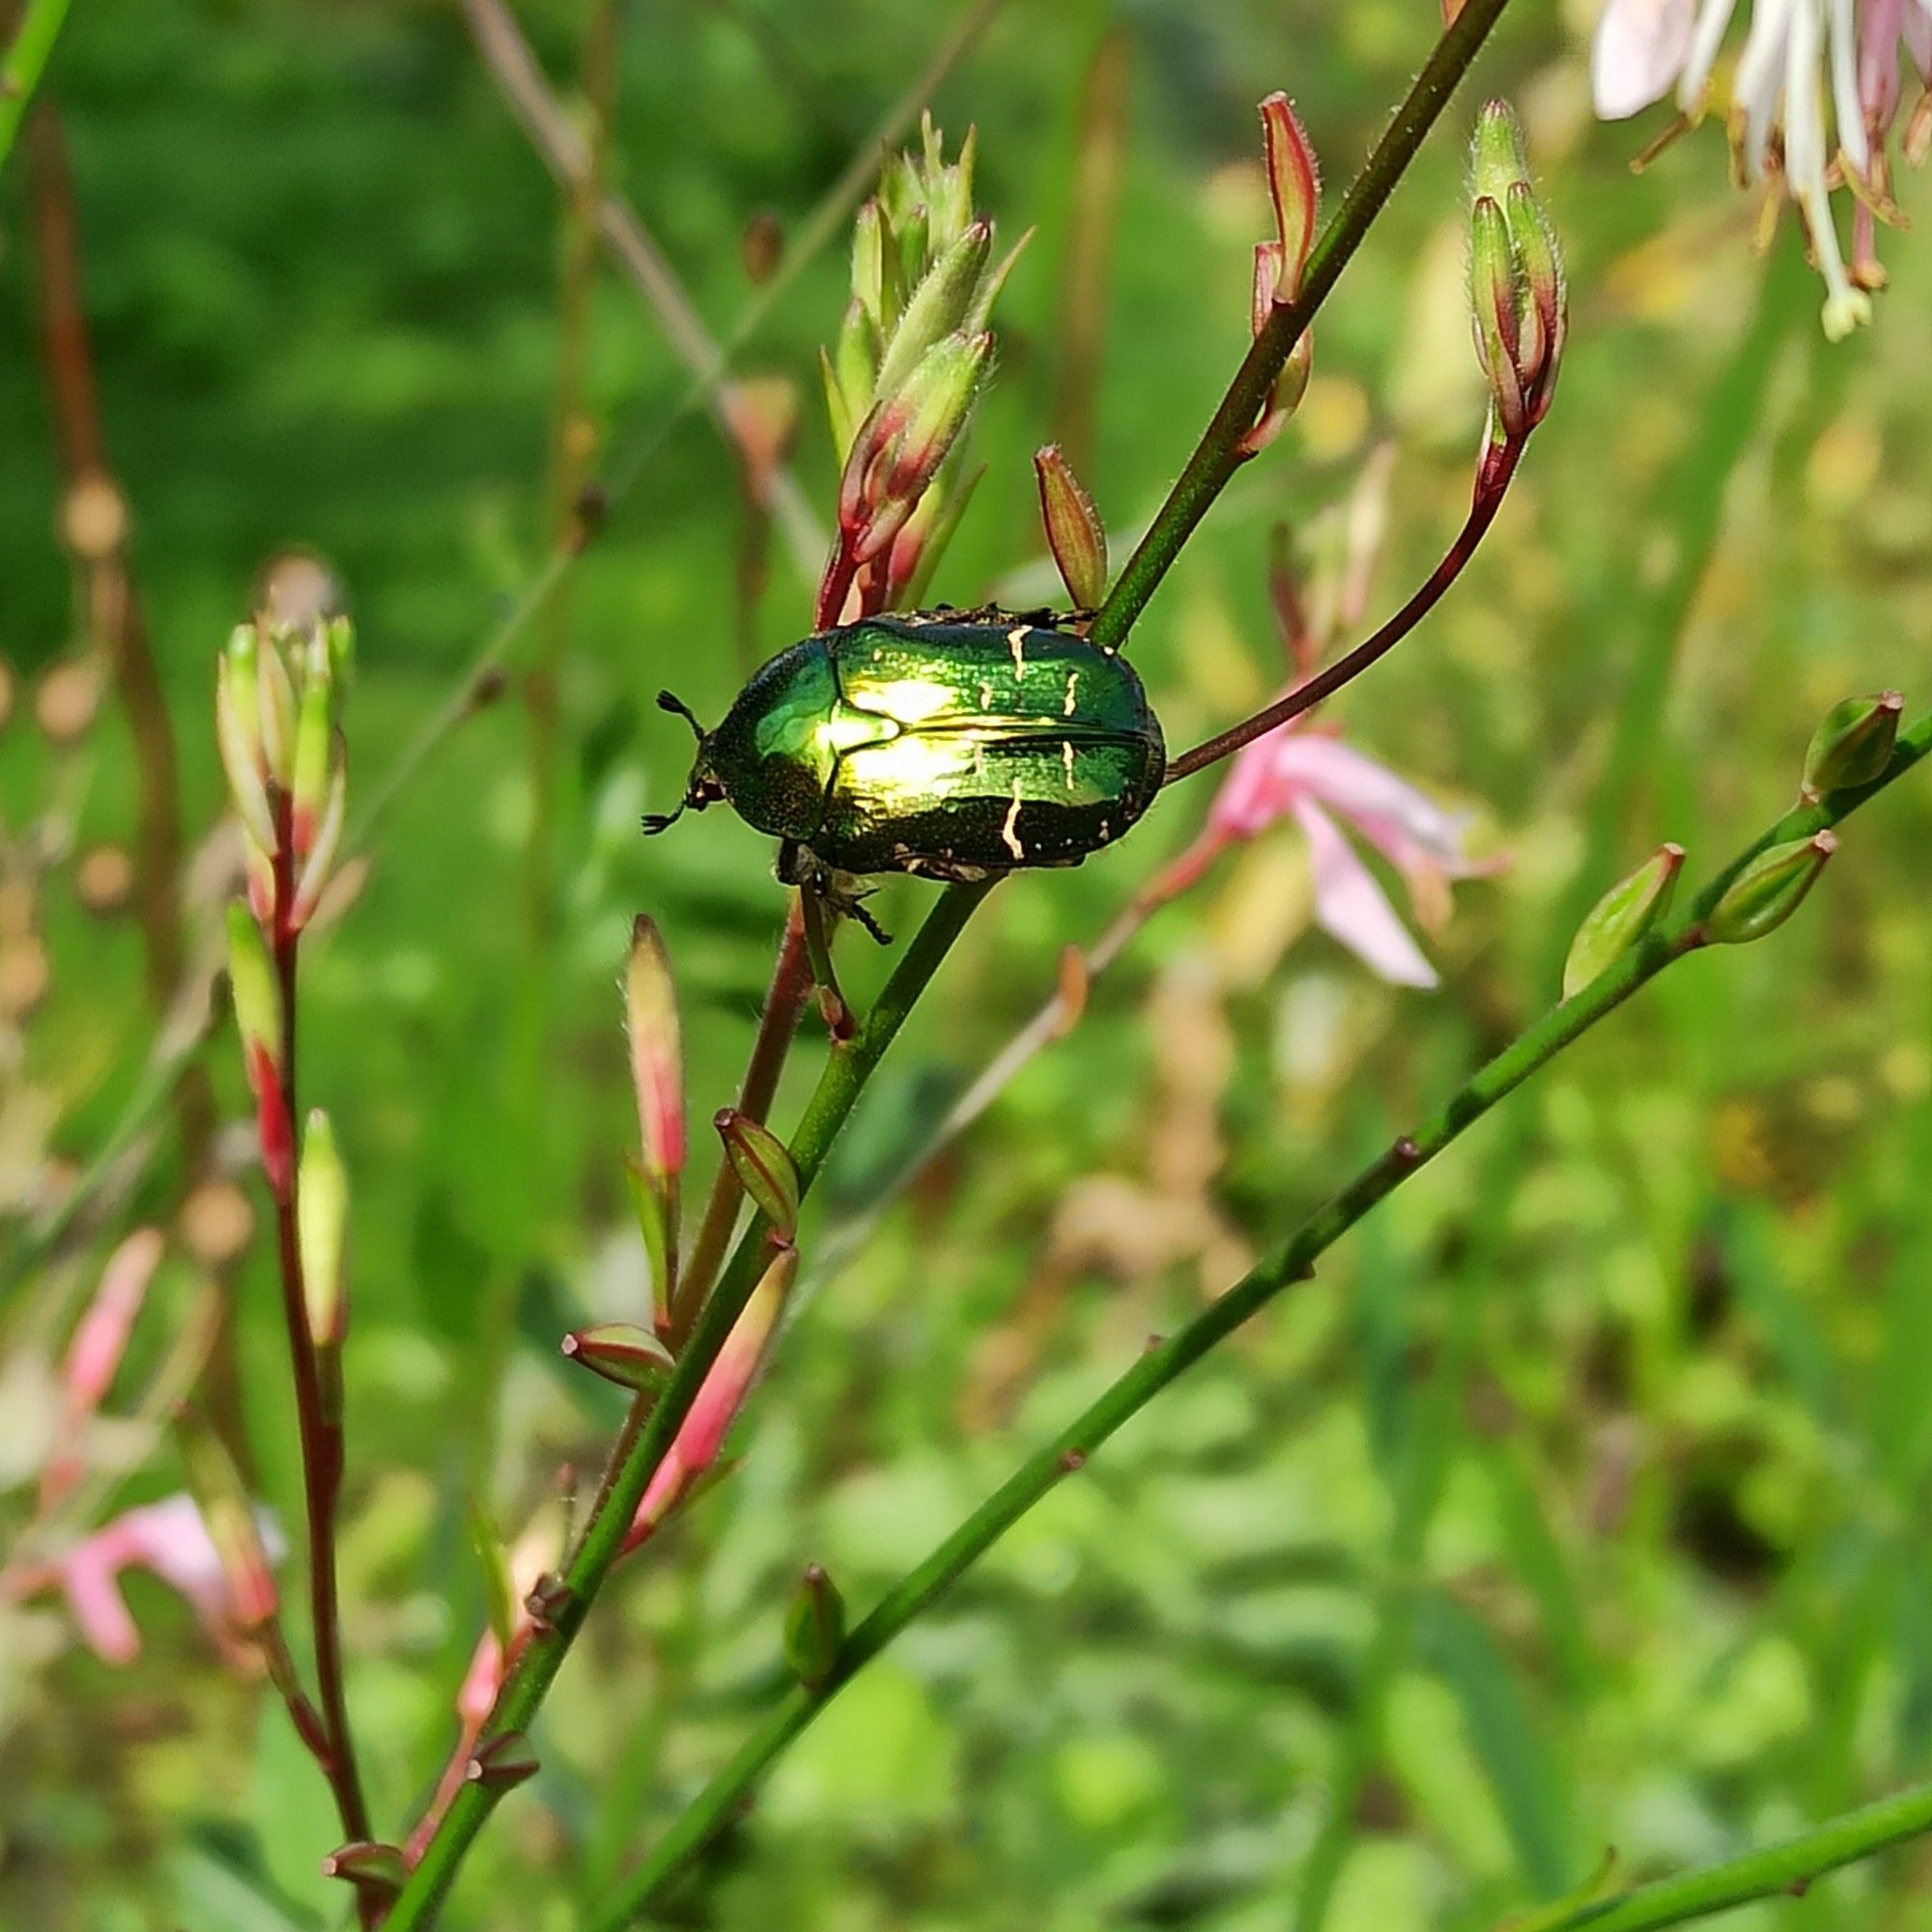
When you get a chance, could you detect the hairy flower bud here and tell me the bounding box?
[1035,445,1109,609]
[1468,194,1525,440]
[876,330,992,510]
[873,219,992,403]
[1706,832,1837,944]
[1802,691,1903,799]
[1260,92,1321,298]
[1562,842,1685,997]
[290,642,335,860]
[782,1562,846,1690]
[1471,98,1532,202]
[716,1108,801,1239]
[560,1321,676,1395]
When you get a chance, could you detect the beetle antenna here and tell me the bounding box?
[657,690,706,742]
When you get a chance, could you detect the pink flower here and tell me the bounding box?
[47,1492,284,1664]
[41,1228,164,1509]
[1161,722,1499,990]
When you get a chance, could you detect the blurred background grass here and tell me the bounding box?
[4,1,1932,1927]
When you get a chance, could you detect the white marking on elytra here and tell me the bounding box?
[1008,626,1028,672]
[1002,787,1025,861]
[1062,740,1075,789]
[1063,671,1079,717]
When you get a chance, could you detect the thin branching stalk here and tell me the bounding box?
[461,0,823,575]
[589,716,1932,1927]
[1164,442,1520,782]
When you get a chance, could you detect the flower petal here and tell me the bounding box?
[1293,800,1439,989]
[1593,0,1697,118]
[1270,735,1483,873]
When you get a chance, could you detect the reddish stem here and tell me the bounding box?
[268,800,374,1877]
[1162,441,1522,785]
[671,897,813,1340]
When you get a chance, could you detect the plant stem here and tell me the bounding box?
[1540,1776,1932,1932]
[385,881,994,1929]
[1088,0,1515,653]
[672,896,812,1340]
[1163,443,1520,783]
[0,0,71,172]
[267,820,372,1866]
[589,717,1932,1927]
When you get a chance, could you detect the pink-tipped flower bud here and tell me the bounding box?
[1034,446,1109,610]
[782,1561,846,1690]
[176,1411,280,1633]
[1707,832,1838,945]
[297,1110,349,1350]
[626,915,684,1185]
[878,330,992,506]
[560,1321,676,1395]
[626,1242,798,1551]
[1802,691,1904,799]
[226,904,292,1197]
[1259,93,1321,299]
[715,1108,800,1239]
[1562,842,1685,997]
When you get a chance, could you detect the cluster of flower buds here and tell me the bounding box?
[215,608,353,937]
[1237,92,1321,459]
[816,116,1027,625]
[1466,101,1566,496]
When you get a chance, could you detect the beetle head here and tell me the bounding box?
[641,689,725,834]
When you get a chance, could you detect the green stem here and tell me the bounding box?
[0,0,73,173]
[384,880,993,1929]
[1541,1776,1932,1932]
[590,718,1932,1928]
[1088,0,1515,652]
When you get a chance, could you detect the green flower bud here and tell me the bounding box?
[216,626,277,854]
[781,1562,846,1689]
[715,1108,800,1238]
[1471,99,1531,204]
[1468,195,1524,440]
[297,1109,349,1350]
[872,219,991,403]
[1802,691,1904,798]
[1706,832,1837,945]
[1562,843,1684,997]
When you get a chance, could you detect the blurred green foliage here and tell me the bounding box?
[4,1,1932,1928]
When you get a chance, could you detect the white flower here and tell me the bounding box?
[1591,0,1932,330]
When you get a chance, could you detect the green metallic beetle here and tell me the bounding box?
[645,610,1165,926]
